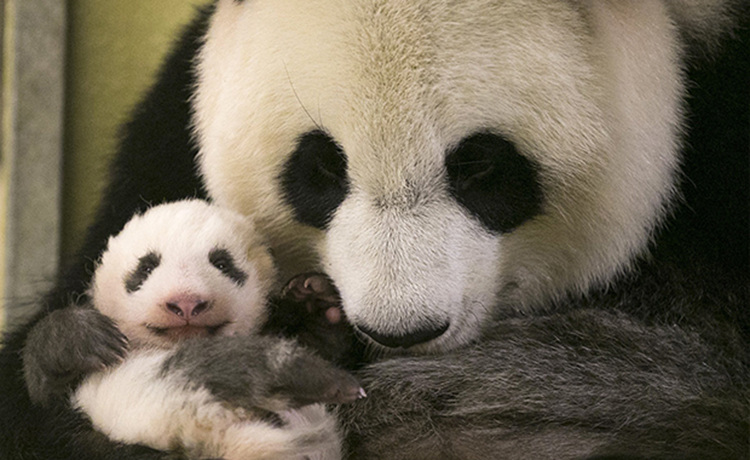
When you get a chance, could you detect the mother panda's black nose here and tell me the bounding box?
[356,322,449,349]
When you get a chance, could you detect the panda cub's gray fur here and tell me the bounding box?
[34,200,362,460]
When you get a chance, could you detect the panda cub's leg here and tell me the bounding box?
[24,273,364,409]
[72,336,363,460]
[221,405,341,460]
[23,305,128,405]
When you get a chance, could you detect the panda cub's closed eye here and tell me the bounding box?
[125,252,161,293]
[209,248,248,286]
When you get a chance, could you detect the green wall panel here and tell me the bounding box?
[63,0,210,260]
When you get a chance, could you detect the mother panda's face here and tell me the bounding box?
[194,0,684,351]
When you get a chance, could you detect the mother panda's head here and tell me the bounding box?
[192,0,735,352]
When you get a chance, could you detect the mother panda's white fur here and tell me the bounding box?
[191,0,739,352]
[71,200,346,460]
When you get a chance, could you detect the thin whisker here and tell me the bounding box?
[283,60,322,130]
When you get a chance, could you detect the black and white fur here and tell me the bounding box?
[1,1,748,459]
[84,199,276,348]
[25,200,363,460]
[72,339,355,460]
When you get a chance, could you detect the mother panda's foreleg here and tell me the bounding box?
[263,273,367,369]
[72,336,363,460]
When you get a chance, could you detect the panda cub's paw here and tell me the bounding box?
[23,306,128,405]
[281,273,344,325]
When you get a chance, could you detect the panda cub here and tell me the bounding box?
[24,199,364,460]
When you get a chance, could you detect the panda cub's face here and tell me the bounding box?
[195,0,684,352]
[89,200,276,349]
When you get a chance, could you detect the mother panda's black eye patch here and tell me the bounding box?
[209,248,248,286]
[280,130,349,230]
[125,252,161,293]
[446,132,543,234]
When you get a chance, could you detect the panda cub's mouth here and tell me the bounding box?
[146,321,231,339]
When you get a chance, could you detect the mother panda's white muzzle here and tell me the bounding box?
[323,187,502,352]
[275,128,541,353]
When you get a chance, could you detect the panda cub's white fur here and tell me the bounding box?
[88,198,276,348]
[71,200,343,460]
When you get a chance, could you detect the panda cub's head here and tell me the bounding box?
[89,199,276,348]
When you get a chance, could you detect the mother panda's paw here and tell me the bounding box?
[281,273,343,324]
[22,306,128,405]
[265,274,365,368]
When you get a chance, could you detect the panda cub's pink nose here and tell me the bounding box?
[165,297,211,318]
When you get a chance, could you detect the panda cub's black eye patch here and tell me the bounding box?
[125,252,161,293]
[280,130,349,230]
[209,248,248,286]
[446,132,543,234]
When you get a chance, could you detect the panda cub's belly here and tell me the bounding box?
[69,200,361,460]
[73,347,341,460]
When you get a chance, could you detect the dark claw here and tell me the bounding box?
[322,373,367,404]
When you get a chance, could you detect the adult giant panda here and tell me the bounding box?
[1,1,747,459]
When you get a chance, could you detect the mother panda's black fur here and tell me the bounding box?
[0,3,748,460]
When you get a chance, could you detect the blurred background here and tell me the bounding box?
[0,0,210,332]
